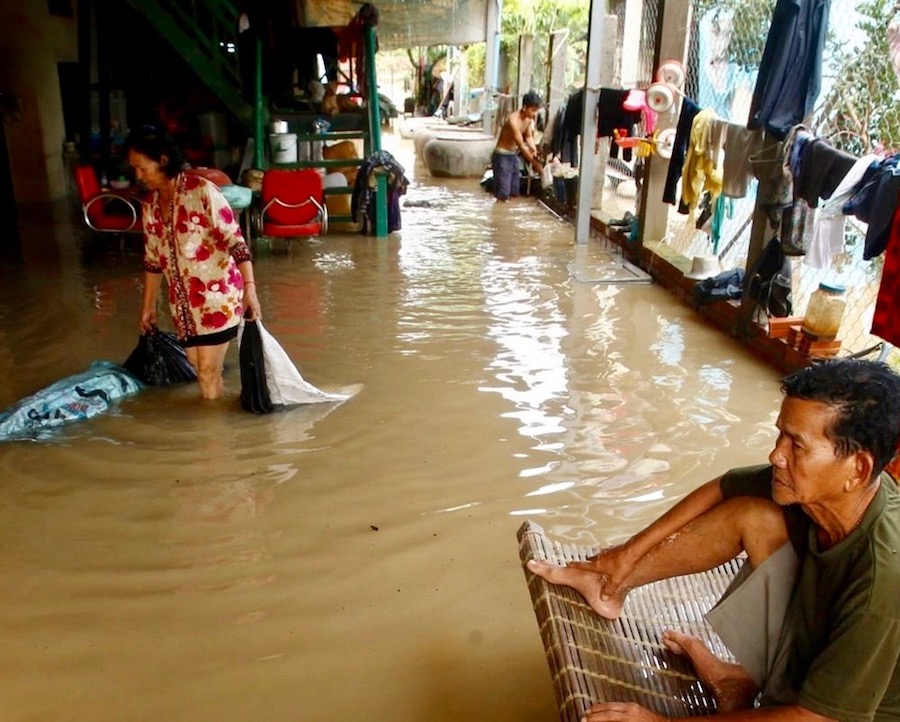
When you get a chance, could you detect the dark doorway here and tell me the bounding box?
[57,61,81,143]
[0,99,21,256]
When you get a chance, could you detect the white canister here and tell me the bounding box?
[271,120,288,134]
[269,133,297,164]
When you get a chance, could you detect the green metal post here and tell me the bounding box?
[375,172,388,237]
[254,35,265,168]
[363,22,387,236]
[364,24,382,152]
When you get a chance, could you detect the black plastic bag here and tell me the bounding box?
[239,319,273,414]
[123,328,197,386]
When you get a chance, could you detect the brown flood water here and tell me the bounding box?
[0,134,784,721]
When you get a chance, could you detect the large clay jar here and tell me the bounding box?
[423,133,496,178]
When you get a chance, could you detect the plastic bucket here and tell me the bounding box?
[269,133,297,163]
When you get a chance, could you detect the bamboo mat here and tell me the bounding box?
[518,520,744,720]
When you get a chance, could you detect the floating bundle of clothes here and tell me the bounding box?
[0,362,143,442]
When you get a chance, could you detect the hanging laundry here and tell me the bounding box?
[597,88,643,162]
[842,154,900,260]
[717,121,764,199]
[806,154,879,269]
[662,97,701,209]
[747,0,830,138]
[351,150,410,235]
[871,192,900,347]
[793,138,856,208]
[680,108,723,216]
[755,125,813,256]
[548,91,580,165]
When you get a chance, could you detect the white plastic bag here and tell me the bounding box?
[237,320,350,406]
[540,163,553,189]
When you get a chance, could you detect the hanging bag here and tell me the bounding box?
[744,236,793,319]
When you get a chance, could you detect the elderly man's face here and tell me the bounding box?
[768,397,856,507]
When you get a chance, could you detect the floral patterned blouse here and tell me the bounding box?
[142,173,252,342]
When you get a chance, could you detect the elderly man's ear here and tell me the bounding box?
[845,450,876,492]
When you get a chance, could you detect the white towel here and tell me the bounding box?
[805,154,879,269]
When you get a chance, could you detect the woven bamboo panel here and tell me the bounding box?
[518,521,744,721]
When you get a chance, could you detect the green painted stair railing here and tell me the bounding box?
[125,0,254,132]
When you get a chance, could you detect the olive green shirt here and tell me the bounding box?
[721,465,900,721]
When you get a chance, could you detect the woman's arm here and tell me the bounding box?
[238,260,262,321]
[140,272,162,332]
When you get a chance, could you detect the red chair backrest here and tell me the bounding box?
[74,165,101,204]
[262,169,323,225]
[74,164,142,231]
[185,167,232,187]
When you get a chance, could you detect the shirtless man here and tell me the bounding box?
[492,91,543,201]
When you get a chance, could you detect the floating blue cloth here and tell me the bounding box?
[0,361,143,441]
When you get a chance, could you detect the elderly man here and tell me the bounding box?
[492,90,544,202]
[528,359,900,721]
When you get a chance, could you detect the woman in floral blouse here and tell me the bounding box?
[126,127,262,400]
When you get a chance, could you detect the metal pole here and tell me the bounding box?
[365,24,382,152]
[483,0,502,134]
[574,0,605,245]
[254,35,265,168]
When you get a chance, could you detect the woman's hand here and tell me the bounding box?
[140,306,158,334]
[242,282,262,321]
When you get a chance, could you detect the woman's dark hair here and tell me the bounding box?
[124,125,185,178]
[782,359,900,477]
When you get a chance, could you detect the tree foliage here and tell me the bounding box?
[816,0,900,155]
[693,0,773,71]
[693,0,899,155]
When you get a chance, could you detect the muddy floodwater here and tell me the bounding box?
[0,135,784,721]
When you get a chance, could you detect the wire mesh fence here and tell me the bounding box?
[608,0,900,357]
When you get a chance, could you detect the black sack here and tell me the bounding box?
[744,236,793,318]
[239,319,273,414]
[123,328,197,386]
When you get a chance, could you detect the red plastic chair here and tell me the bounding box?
[261,169,327,238]
[73,165,143,234]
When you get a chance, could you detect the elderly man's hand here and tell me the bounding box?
[568,543,637,600]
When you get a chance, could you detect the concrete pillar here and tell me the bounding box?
[516,34,534,98]
[574,0,610,245]
[546,29,568,126]
[590,16,619,212]
[457,51,470,117]
[483,0,502,133]
[637,0,691,245]
[620,0,643,88]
